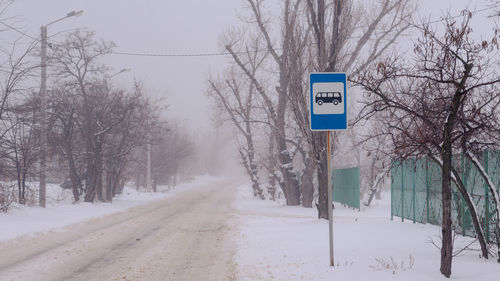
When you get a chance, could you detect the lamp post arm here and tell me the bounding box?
[46,16,69,27]
[46,10,84,27]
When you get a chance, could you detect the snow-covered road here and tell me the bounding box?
[0,178,241,281]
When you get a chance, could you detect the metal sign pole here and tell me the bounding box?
[309,72,346,267]
[327,131,334,266]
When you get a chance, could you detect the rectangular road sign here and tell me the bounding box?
[310,73,347,131]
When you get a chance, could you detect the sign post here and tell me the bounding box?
[309,72,348,267]
[327,130,333,266]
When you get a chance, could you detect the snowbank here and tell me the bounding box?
[0,175,219,242]
[234,184,499,281]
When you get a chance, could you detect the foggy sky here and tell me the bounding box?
[5,0,241,130]
[3,0,492,131]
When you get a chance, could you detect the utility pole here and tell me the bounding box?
[39,25,47,208]
[38,10,83,208]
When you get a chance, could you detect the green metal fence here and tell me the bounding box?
[391,151,500,241]
[332,167,360,209]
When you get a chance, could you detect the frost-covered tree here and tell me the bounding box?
[305,0,414,218]
[208,65,266,199]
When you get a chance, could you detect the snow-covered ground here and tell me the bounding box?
[234,185,499,281]
[0,175,218,242]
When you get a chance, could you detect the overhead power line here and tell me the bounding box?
[1,4,499,58]
[110,4,500,58]
[426,4,500,24]
[0,20,38,41]
[111,51,230,57]
[110,49,271,58]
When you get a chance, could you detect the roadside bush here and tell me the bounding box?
[0,182,16,212]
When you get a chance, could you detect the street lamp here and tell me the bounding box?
[39,10,83,208]
[110,68,132,78]
[103,68,131,90]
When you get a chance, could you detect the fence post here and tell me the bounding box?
[461,153,465,235]
[391,163,394,221]
[413,159,416,223]
[426,157,430,224]
[402,161,404,222]
[484,150,490,243]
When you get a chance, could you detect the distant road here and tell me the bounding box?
[0,178,241,281]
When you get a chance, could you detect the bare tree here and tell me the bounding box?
[360,132,391,206]
[305,0,414,218]
[0,1,38,208]
[208,65,265,199]
[48,30,114,202]
[219,0,412,209]
[354,12,500,276]
[225,0,304,205]
[101,84,150,201]
[2,95,39,204]
[129,115,196,192]
[48,86,84,202]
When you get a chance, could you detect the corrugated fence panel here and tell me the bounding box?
[415,158,428,224]
[391,151,499,241]
[332,167,360,210]
[391,161,403,219]
[402,160,415,221]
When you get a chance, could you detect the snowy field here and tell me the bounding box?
[0,175,218,242]
[234,185,499,281]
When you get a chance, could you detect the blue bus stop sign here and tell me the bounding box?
[310,72,347,131]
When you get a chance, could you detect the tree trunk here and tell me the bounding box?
[315,132,329,219]
[440,112,456,277]
[267,132,277,200]
[173,167,177,188]
[84,142,96,203]
[440,63,472,278]
[301,158,315,208]
[152,174,158,192]
[82,92,96,203]
[21,168,27,205]
[84,166,96,202]
[274,126,301,205]
[65,141,81,202]
[239,149,263,199]
[440,145,453,278]
[104,172,112,202]
[311,0,342,217]
[135,172,141,191]
[244,124,264,199]
[464,150,499,261]
[112,168,124,196]
[428,150,489,259]
[450,165,489,259]
[15,156,23,204]
[275,38,301,205]
[94,137,104,201]
[365,171,385,207]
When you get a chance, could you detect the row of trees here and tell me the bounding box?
[209,0,413,213]
[209,0,500,277]
[0,0,38,208]
[0,2,194,207]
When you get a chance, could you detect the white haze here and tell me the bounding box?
[2,0,493,176]
[7,0,240,130]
